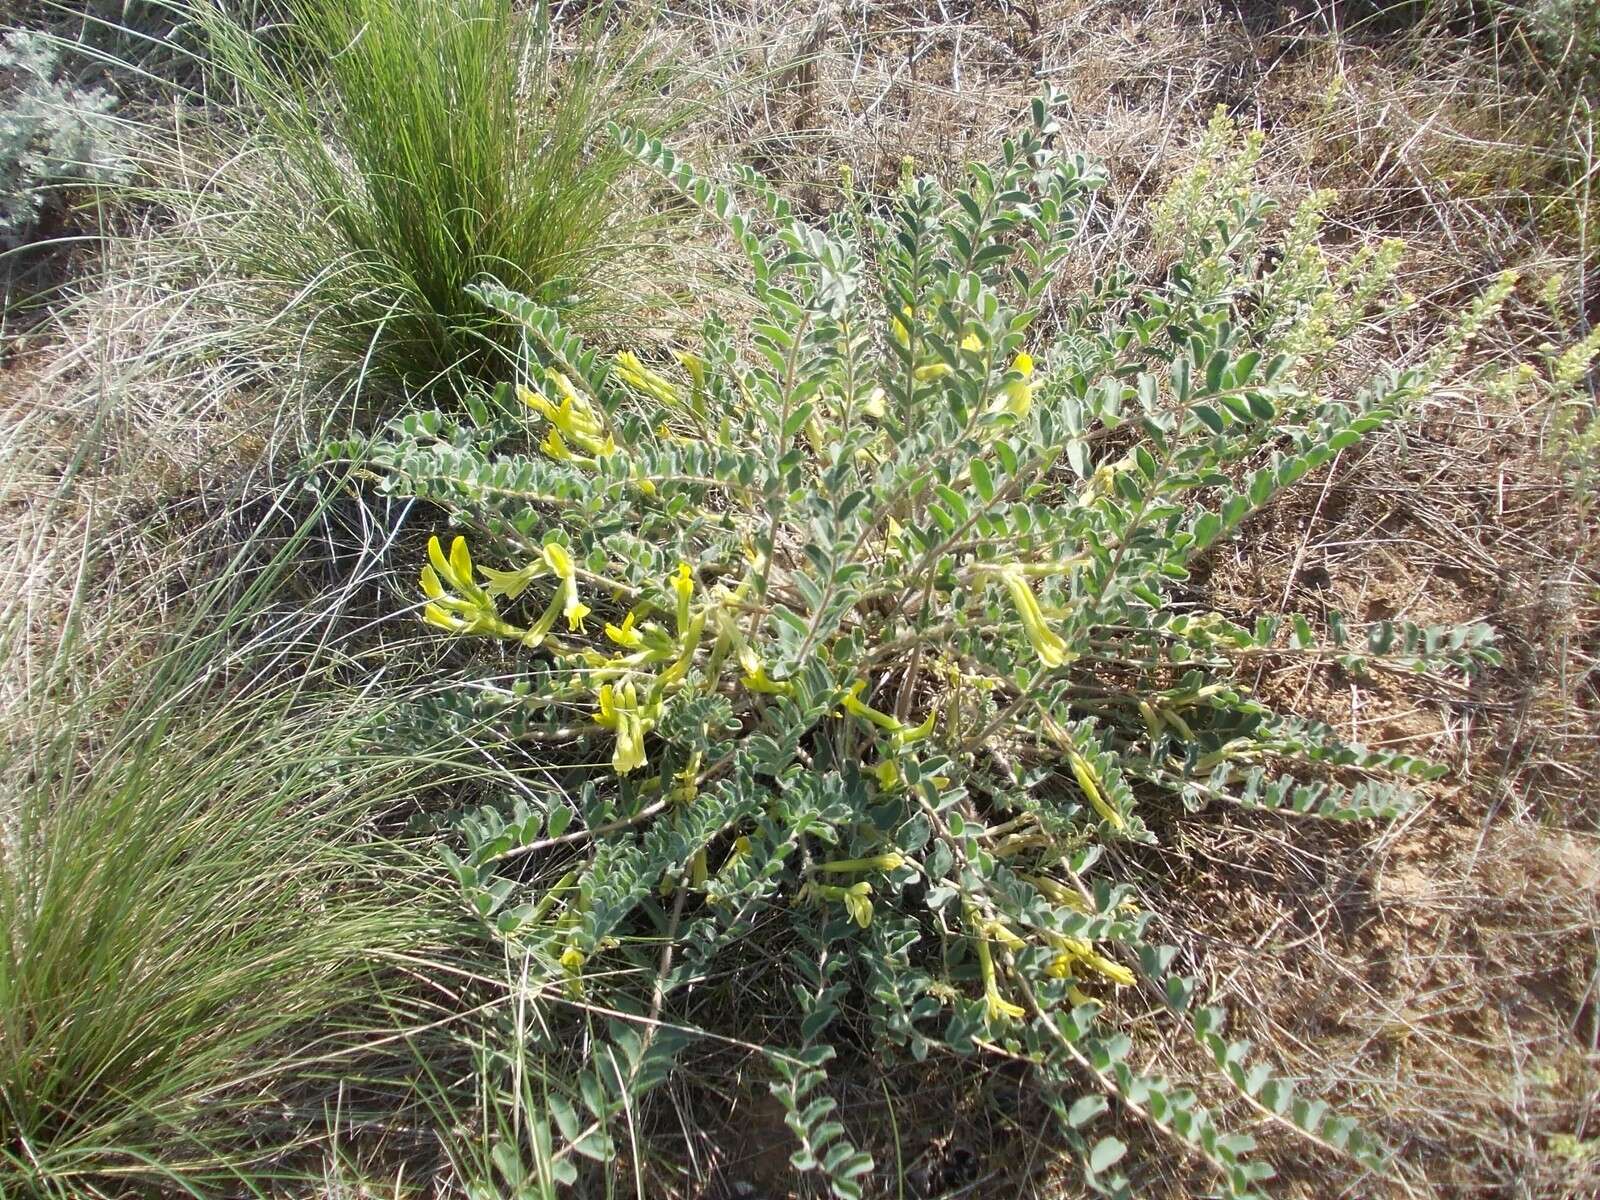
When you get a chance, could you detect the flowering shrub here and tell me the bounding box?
[325,93,1507,1196]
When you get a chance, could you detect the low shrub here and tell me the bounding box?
[321,95,1509,1196]
[0,28,128,250]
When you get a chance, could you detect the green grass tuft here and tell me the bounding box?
[0,511,467,1197]
[198,0,680,394]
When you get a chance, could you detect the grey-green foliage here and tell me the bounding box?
[1502,0,1600,85]
[0,29,127,247]
[322,91,1507,1196]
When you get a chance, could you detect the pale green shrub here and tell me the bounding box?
[322,95,1510,1197]
[0,29,127,248]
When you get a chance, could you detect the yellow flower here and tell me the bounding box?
[540,427,574,462]
[419,535,511,636]
[542,542,588,632]
[996,566,1073,669]
[986,989,1027,1023]
[1067,748,1125,831]
[614,351,682,407]
[595,683,618,728]
[842,883,874,928]
[968,903,1027,1024]
[670,562,694,634]
[670,348,709,416]
[674,751,702,805]
[521,376,613,457]
[983,919,1026,952]
[1048,939,1136,987]
[609,681,648,775]
[891,707,936,747]
[806,881,874,927]
[817,853,905,874]
[559,944,585,996]
[657,610,705,687]
[997,351,1033,417]
[839,679,903,731]
[478,560,543,600]
[604,612,644,649]
[719,835,751,875]
[427,535,481,601]
[741,660,792,696]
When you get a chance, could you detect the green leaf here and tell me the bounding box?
[784,402,815,439]
[1068,1094,1109,1128]
[1088,1136,1127,1174]
[1171,355,1191,402]
[1193,404,1225,434]
[970,459,995,502]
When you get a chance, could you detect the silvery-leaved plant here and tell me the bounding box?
[0,30,128,247]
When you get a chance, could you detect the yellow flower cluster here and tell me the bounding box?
[966,880,1137,1025]
[420,528,807,780]
[519,373,614,462]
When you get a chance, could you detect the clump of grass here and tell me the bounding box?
[0,523,468,1197]
[199,0,680,394]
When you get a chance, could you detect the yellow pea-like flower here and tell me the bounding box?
[998,351,1034,417]
[840,680,906,732]
[595,683,617,728]
[542,542,589,632]
[689,848,708,889]
[670,562,694,634]
[669,348,709,417]
[604,612,643,649]
[478,560,543,600]
[817,853,904,874]
[968,903,1027,1023]
[540,427,574,462]
[718,835,751,875]
[1067,748,1125,831]
[614,351,682,407]
[1045,935,1136,987]
[419,536,519,637]
[610,683,648,775]
[521,376,612,456]
[983,920,1027,952]
[892,707,936,747]
[997,566,1073,669]
[743,662,792,696]
[559,945,586,996]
